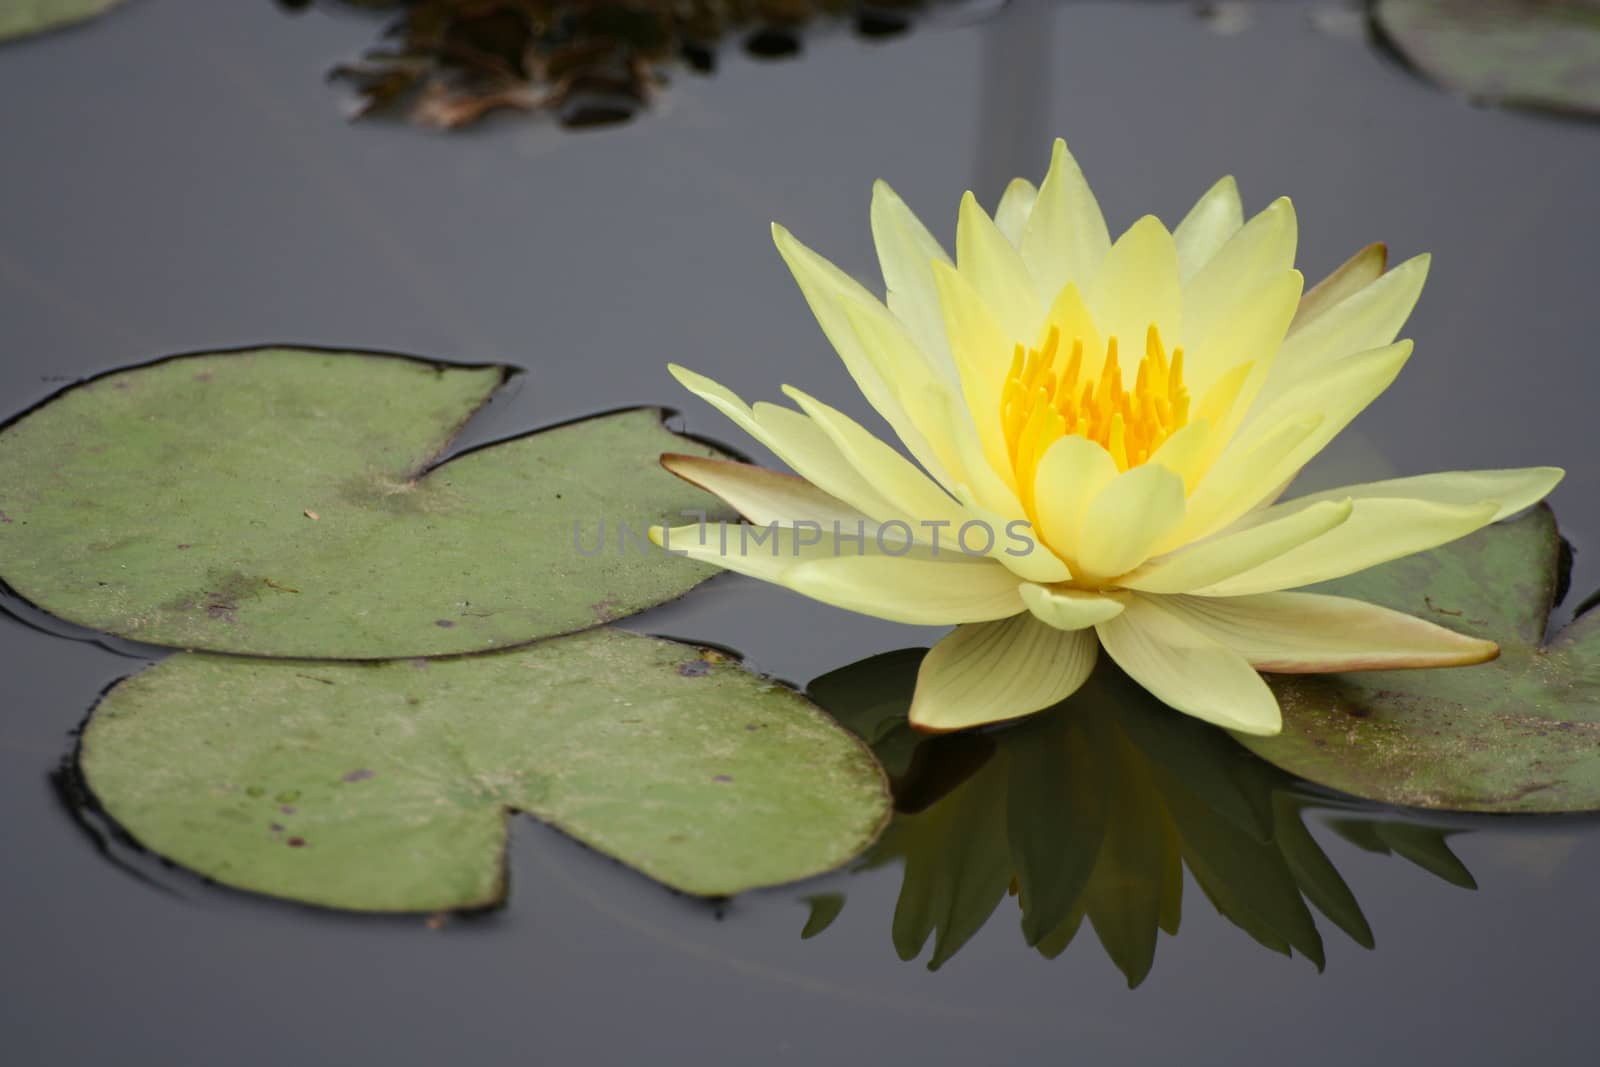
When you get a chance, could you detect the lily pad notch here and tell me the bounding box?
[78,628,893,910]
[0,346,739,659]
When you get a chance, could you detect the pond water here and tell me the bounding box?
[3,1,1600,1064]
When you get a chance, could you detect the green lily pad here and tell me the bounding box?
[0,0,124,43]
[1373,0,1600,118]
[1243,505,1600,812]
[807,651,1473,984]
[0,349,734,658]
[78,628,891,909]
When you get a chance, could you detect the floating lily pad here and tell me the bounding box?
[1373,0,1600,118]
[0,0,124,43]
[0,349,734,658]
[78,628,891,909]
[1243,505,1600,812]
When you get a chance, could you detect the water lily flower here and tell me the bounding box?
[651,140,1562,735]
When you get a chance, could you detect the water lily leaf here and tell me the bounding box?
[1243,505,1600,812]
[1373,0,1600,118]
[0,349,734,658]
[77,628,891,909]
[0,0,123,43]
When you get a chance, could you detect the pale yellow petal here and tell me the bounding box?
[1173,175,1244,282]
[1181,197,1297,350]
[957,190,1045,341]
[1075,463,1188,580]
[1145,419,1213,493]
[1122,498,1353,595]
[668,364,900,520]
[1266,253,1429,396]
[652,522,1021,623]
[948,487,1073,584]
[995,178,1038,246]
[1019,583,1125,630]
[930,260,1020,491]
[1031,434,1118,565]
[1291,242,1387,333]
[659,454,869,528]
[1194,497,1501,596]
[771,224,954,484]
[1085,215,1182,363]
[1182,269,1304,431]
[1172,339,1414,548]
[1020,138,1111,300]
[909,616,1096,733]
[1036,280,1104,375]
[1155,592,1499,672]
[785,554,1026,624]
[870,179,957,375]
[1265,467,1564,525]
[1095,597,1282,734]
[780,385,969,527]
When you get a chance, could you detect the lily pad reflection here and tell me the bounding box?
[806,650,1476,986]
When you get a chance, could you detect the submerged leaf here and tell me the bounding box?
[78,628,891,909]
[0,349,735,657]
[0,0,124,43]
[1373,0,1600,118]
[1246,506,1600,812]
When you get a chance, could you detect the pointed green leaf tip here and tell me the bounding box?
[78,629,892,909]
[0,348,736,657]
[1246,505,1600,813]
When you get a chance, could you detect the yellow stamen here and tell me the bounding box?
[999,324,1192,493]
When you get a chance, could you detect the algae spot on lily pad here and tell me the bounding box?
[0,0,126,43]
[0,348,736,658]
[1244,506,1600,813]
[78,628,891,909]
[1373,0,1600,118]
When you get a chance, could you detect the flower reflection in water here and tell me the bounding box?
[805,649,1475,986]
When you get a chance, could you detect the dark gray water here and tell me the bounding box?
[3,2,1600,1064]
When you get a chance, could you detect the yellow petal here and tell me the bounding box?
[1266,253,1429,397]
[948,486,1073,584]
[1153,592,1499,672]
[1031,434,1118,565]
[1182,269,1304,434]
[957,190,1045,341]
[1074,463,1188,580]
[1085,215,1182,362]
[1020,583,1125,630]
[651,521,1021,624]
[668,365,900,520]
[1036,280,1105,375]
[780,385,969,527]
[1266,467,1564,525]
[1095,597,1282,734]
[1292,242,1388,333]
[1194,497,1501,596]
[1173,339,1414,548]
[870,179,957,375]
[1020,138,1111,301]
[909,615,1096,733]
[660,454,869,528]
[1181,197,1297,350]
[1145,419,1214,493]
[930,260,1021,491]
[995,178,1039,246]
[1173,175,1244,282]
[785,554,1026,624]
[771,224,955,484]
[1122,498,1354,595]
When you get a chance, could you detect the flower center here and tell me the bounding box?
[1000,324,1190,493]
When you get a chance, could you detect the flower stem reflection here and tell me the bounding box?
[805,649,1476,986]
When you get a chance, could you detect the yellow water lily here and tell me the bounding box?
[651,140,1562,736]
